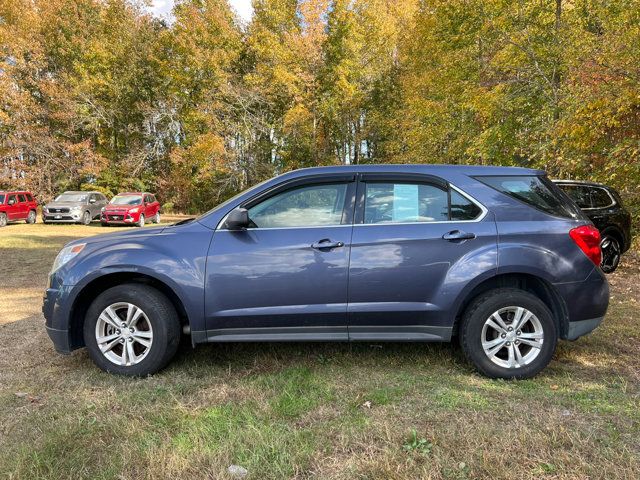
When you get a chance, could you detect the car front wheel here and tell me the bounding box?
[460,288,557,379]
[136,214,145,228]
[0,213,6,227]
[83,284,181,376]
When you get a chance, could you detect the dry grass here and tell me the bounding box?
[0,221,638,479]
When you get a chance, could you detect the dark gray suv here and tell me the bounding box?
[43,191,108,225]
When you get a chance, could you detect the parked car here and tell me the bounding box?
[0,190,38,227]
[43,191,108,225]
[554,180,632,273]
[44,165,609,379]
[100,192,160,227]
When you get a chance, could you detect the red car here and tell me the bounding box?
[100,192,160,227]
[0,190,38,227]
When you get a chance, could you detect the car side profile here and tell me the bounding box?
[43,191,108,225]
[100,192,160,227]
[0,190,38,227]
[43,165,609,379]
[554,180,632,273]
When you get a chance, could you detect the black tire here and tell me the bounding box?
[83,284,181,376]
[600,233,621,274]
[26,210,36,224]
[136,214,145,228]
[81,211,91,225]
[0,213,6,227]
[459,288,558,379]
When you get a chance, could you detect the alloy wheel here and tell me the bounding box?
[0,213,6,227]
[481,306,544,369]
[600,235,621,273]
[95,302,153,366]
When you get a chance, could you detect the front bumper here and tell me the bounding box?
[43,214,81,223]
[43,285,77,354]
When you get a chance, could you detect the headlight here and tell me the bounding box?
[101,207,106,212]
[70,206,82,212]
[51,243,86,273]
[130,207,140,213]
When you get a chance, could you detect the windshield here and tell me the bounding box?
[55,193,88,203]
[110,195,142,206]
[0,194,4,204]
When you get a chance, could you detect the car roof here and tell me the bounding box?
[552,179,610,188]
[60,191,100,194]
[275,164,545,179]
[0,190,32,194]
[116,192,146,195]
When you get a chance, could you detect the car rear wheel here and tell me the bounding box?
[83,284,181,376]
[459,288,557,379]
[81,211,91,225]
[600,234,621,273]
[0,213,6,227]
[26,210,36,224]
[136,214,145,228]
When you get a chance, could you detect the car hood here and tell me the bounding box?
[104,205,140,212]
[46,202,86,209]
[68,225,166,248]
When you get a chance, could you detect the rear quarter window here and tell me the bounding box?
[477,175,582,219]
[590,188,614,208]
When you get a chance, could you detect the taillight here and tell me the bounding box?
[569,225,602,266]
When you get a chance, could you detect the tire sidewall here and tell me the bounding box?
[0,213,6,227]
[82,211,91,225]
[461,289,558,379]
[137,214,145,227]
[26,210,36,224]
[83,285,179,376]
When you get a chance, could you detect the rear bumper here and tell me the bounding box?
[566,316,604,341]
[555,267,609,340]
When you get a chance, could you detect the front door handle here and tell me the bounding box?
[311,239,345,250]
[442,230,476,241]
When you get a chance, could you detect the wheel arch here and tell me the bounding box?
[452,272,569,339]
[68,272,190,350]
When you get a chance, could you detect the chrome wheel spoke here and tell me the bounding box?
[100,307,121,329]
[99,336,120,353]
[486,341,506,358]
[482,337,505,350]
[132,334,151,348]
[126,341,137,365]
[518,337,542,349]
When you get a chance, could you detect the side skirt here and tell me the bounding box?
[191,325,452,345]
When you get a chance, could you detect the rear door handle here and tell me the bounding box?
[311,239,345,250]
[442,230,476,241]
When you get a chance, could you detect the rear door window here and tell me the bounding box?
[557,185,593,209]
[477,175,582,219]
[590,188,614,208]
[26,194,34,202]
[18,194,26,202]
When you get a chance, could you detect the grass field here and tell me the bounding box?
[0,220,639,479]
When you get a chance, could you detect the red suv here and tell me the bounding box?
[100,192,160,227]
[0,191,38,227]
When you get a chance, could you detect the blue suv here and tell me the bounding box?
[43,165,609,379]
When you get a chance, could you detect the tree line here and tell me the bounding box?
[1,0,639,223]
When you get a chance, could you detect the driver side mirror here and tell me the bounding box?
[225,208,250,230]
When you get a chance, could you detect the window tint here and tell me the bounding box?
[8,195,16,204]
[450,190,482,220]
[478,175,581,219]
[590,188,613,208]
[18,194,26,202]
[26,194,33,202]
[0,194,5,204]
[248,183,348,228]
[558,185,592,208]
[364,183,449,224]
